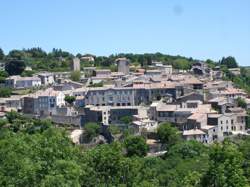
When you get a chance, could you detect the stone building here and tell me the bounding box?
[116,58,129,75]
[71,57,81,71]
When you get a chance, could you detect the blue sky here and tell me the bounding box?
[0,0,250,66]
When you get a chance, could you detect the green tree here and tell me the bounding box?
[25,47,47,58]
[220,56,238,68]
[0,70,8,78]
[173,58,191,70]
[70,70,81,82]
[238,136,250,183]
[120,116,133,125]
[167,140,208,159]
[206,59,217,69]
[203,141,247,187]
[236,97,247,109]
[5,110,21,123]
[5,59,26,75]
[157,122,181,149]
[0,48,4,60]
[84,122,101,141]
[8,49,26,60]
[0,87,12,97]
[0,119,8,128]
[21,70,35,77]
[124,136,149,157]
[181,171,202,187]
[64,95,76,106]
[40,160,82,187]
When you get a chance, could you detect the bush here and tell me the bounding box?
[70,71,81,82]
[84,122,101,141]
[157,122,181,149]
[124,136,149,157]
[0,87,12,97]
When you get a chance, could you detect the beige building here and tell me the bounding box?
[116,58,129,75]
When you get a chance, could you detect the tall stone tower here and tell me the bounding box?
[71,57,80,71]
[116,57,129,75]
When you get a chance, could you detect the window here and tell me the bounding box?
[226,120,228,124]
[231,119,234,124]
[221,126,223,131]
[220,120,223,124]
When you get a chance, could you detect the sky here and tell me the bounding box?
[0,0,250,66]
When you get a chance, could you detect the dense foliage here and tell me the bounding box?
[0,112,249,186]
[70,70,81,82]
[0,47,198,72]
[124,136,149,157]
[0,87,12,97]
[64,95,76,106]
[219,56,238,68]
[5,60,26,75]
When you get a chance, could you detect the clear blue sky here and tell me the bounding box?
[1,0,250,66]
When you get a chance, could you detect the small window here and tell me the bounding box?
[221,120,223,124]
[226,120,228,124]
[221,126,223,131]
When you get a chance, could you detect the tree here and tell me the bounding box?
[238,136,250,182]
[5,60,26,75]
[0,87,12,97]
[0,70,8,78]
[64,95,76,106]
[8,49,25,60]
[0,119,8,128]
[157,122,181,149]
[206,59,217,69]
[5,110,21,123]
[220,56,238,68]
[0,48,4,60]
[25,47,47,58]
[124,136,149,157]
[236,97,247,109]
[70,70,81,82]
[173,58,191,70]
[84,122,101,141]
[203,141,247,187]
[120,116,133,125]
[167,140,208,159]
[21,70,35,77]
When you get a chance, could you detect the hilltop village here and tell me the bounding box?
[1,49,250,186]
[0,52,249,148]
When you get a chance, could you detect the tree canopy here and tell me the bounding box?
[64,95,76,106]
[0,112,250,186]
[0,48,4,60]
[124,135,149,157]
[157,122,181,149]
[5,59,26,75]
[220,56,238,68]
